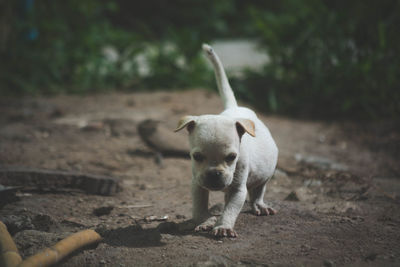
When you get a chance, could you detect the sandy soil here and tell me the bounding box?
[0,90,399,266]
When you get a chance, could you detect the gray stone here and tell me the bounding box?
[323,259,335,267]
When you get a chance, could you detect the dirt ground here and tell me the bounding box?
[0,89,399,266]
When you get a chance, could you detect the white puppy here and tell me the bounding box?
[175,44,278,237]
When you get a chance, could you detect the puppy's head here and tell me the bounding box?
[175,115,255,191]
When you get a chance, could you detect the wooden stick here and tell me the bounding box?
[0,221,23,267]
[0,166,122,196]
[17,229,102,267]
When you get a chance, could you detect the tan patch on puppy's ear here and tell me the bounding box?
[174,116,196,133]
[236,118,256,137]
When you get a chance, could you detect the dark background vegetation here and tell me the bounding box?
[1,0,399,120]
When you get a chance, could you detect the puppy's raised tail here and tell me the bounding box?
[202,43,238,109]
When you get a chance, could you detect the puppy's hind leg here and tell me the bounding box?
[249,182,276,216]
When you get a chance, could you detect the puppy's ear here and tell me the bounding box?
[236,118,256,138]
[174,116,196,133]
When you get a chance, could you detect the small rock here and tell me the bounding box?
[323,259,335,267]
[160,214,170,222]
[145,215,157,222]
[139,184,147,190]
[145,215,168,222]
[93,206,114,216]
[285,187,314,202]
[365,252,378,261]
[80,121,104,131]
[304,179,322,187]
[175,214,186,219]
[285,191,300,201]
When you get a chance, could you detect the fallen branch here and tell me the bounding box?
[17,229,102,267]
[0,166,122,196]
[137,119,190,158]
[0,221,22,267]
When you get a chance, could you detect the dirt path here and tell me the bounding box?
[0,90,399,266]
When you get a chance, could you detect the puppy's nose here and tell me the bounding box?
[206,169,223,179]
[205,169,226,190]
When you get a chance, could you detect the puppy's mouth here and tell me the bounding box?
[201,176,230,191]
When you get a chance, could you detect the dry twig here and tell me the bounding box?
[0,221,22,267]
[17,229,102,267]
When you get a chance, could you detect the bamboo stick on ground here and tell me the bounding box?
[17,229,102,267]
[0,221,23,267]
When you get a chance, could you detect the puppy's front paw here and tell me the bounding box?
[194,216,217,232]
[252,202,277,216]
[212,226,237,238]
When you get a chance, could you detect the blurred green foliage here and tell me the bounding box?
[239,0,400,119]
[0,0,399,120]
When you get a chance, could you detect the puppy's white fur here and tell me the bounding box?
[175,44,278,237]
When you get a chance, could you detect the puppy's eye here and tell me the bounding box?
[225,153,237,162]
[192,153,205,162]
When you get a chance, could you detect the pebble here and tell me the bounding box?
[93,206,114,217]
[365,252,378,261]
[304,179,322,187]
[175,214,186,219]
[323,259,335,267]
[285,187,314,202]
